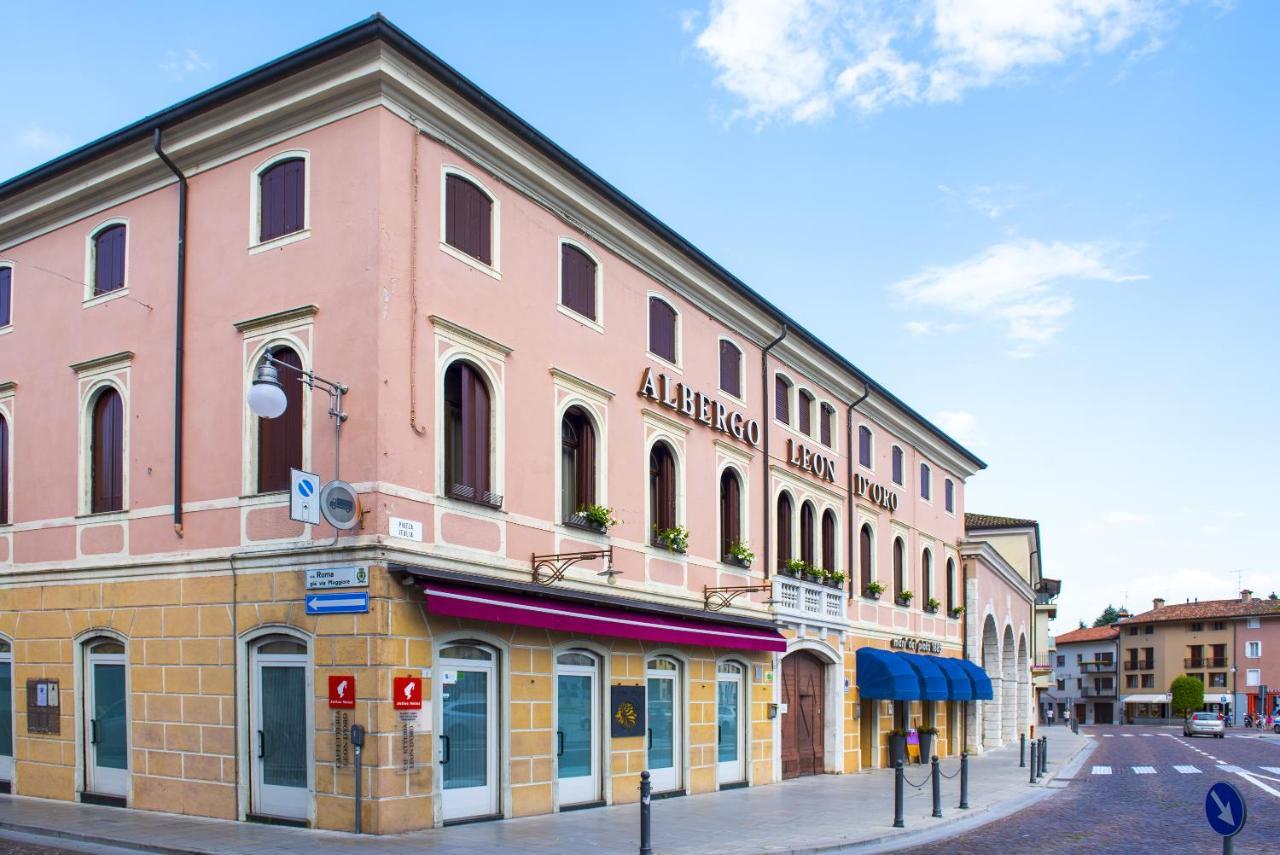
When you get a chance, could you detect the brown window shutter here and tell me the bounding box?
[719,469,740,556]
[0,267,11,327]
[91,388,124,513]
[259,158,305,242]
[820,405,832,447]
[719,341,741,397]
[822,511,835,571]
[93,225,126,295]
[921,550,931,602]
[893,539,904,600]
[648,298,677,362]
[577,411,595,506]
[0,414,8,525]
[561,244,597,320]
[859,426,871,466]
[776,494,792,568]
[860,526,873,592]
[946,559,955,613]
[445,174,493,265]
[443,361,492,498]
[800,503,815,566]
[256,347,303,493]
[774,376,789,423]
[798,391,813,436]
[649,442,676,536]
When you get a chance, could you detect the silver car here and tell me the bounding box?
[1183,711,1225,738]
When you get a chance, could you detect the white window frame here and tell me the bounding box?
[440,165,501,279]
[556,238,604,332]
[249,149,311,254]
[554,390,609,527]
[1247,617,1261,629]
[1245,641,1261,659]
[83,217,130,307]
[717,337,746,405]
[75,354,131,518]
[1246,668,1261,687]
[643,422,687,554]
[716,457,750,567]
[773,371,794,427]
[943,477,955,514]
[775,488,798,568]
[645,293,682,371]
[0,262,13,333]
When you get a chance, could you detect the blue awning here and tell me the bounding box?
[856,648,921,700]
[956,658,995,700]
[901,653,949,700]
[927,655,974,701]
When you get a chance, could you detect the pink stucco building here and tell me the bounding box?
[0,16,1005,834]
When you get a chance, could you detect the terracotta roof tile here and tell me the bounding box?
[1122,598,1280,624]
[1054,625,1120,645]
[965,513,1038,530]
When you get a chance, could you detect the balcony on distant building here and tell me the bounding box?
[1185,657,1227,669]
[1080,660,1117,673]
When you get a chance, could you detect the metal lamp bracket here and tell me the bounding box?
[531,549,615,586]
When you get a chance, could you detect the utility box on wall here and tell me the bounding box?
[27,678,60,734]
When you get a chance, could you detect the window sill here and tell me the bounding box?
[439,242,501,280]
[647,543,687,559]
[645,351,681,374]
[76,509,129,523]
[239,491,290,508]
[249,228,311,255]
[561,515,609,536]
[0,324,11,336]
[556,303,604,334]
[82,288,128,309]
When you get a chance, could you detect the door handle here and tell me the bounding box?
[557,730,565,757]
[647,728,652,750]
[257,730,265,759]
[718,725,722,744]
[439,734,451,765]
[90,720,99,745]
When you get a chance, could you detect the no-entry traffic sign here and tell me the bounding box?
[393,676,422,710]
[329,675,356,709]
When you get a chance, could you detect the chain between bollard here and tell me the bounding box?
[931,756,943,818]
[902,765,934,789]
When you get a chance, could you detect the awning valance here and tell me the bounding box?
[422,582,787,653]
[901,653,949,701]
[956,658,995,700]
[1122,694,1170,704]
[928,655,974,701]
[856,648,922,700]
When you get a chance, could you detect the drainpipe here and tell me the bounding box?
[153,128,188,536]
[760,324,787,578]
[845,385,870,597]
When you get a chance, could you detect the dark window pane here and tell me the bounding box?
[775,376,789,424]
[648,297,677,362]
[945,479,954,512]
[920,463,930,500]
[91,388,124,513]
[259,158,305,242]
[893,538,904,601]
[256,347,303,493]
[649,442,676,537]
[0,267,10,326]
[445,174,493,265]
[798,391,813,436]
[921,550,932,603]
[0,415,8,525]
[821,510,836,571]
[560,244,597,320]
[776,494,792,568]
[719,469,741,557]
[561,407,596,518]
[719,341,742,397]
[819,405,832,447]
[93,225,126,295]
[445,361,492,497]
[892,447,903,484]
[860,525,873,593]
[800,502,815,566]
[858,426,872,467]
[946,558,955,613]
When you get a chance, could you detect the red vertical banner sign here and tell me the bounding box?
[328,675,356,709]
[393,676,422,710]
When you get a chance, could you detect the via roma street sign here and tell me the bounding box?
[305,566,368,590]
[1205,781,1246,844]
[305,591,369,615]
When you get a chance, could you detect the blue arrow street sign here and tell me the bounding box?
[1205,781,1247,838]
[305,591,369,615]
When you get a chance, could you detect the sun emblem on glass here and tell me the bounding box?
[614,700,637,728]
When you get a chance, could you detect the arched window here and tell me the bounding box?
[258,157,306,242]
[819,404,834,448]
[445,173,494,265]
[560,243,597,321]
[859,524,873,594]
[776,492,793,568]
[0,413,8,525]
[892,537,905,603]
[944,478,955,513]
[561,407,596,520]
[719,340,742,398]
[774,375,791,424]
[821,509,837,572]
[92,224,126,296]
[921,549,932,606]
[256,346,303,494]
[719,468,742,560]
[648,297,678,363]
[946,558,956,614]
[797,390,814,436]
[891,446,904,485]
[0,266,11,327]
[799,501,816,566]
[858,425,872,468]
[649,441,677,542]
[445,361,494,504]
[920,462,931,500]
[90,388,124,513]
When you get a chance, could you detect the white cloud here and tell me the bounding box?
[161,48,211,81]
[15,123,71,155]
[903,320,933,336]
[1105,511,1152,525]
[933,409,977,443]
[691,0,1202,122]
[890,238,1144,349]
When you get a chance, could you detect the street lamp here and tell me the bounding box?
[249,352,349,477]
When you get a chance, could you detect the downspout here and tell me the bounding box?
[153,128,187,536]
[845,385,870,598]
[760,324,787,578]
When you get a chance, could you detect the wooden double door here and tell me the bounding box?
[781,652,825,779]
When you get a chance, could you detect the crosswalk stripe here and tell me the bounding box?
[1217,765,1247,774]
[1091,766,1112,775]
[1140,733,1153,737]
[1132,766,1156,774]
[1121,734,1134,738]
[1102,734,1114,738]
[1174,765,1201,774]
[1260,766,1280,775]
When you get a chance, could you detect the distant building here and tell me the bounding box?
[1045,625,1120,725]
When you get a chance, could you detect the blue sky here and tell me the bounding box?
[5,1,1277,631]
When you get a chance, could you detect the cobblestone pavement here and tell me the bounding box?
[901,725,1280,854]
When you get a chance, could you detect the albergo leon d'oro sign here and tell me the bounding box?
[638,368,761,446]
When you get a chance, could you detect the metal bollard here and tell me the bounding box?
[639,770,653,855]
[931,756,942,818]
[1043,735,1049,769]
[1030,739,1038,783]
[1038,737,1046,777]
[959,752,970,809]
[894,760,905,828]
[1020,733,1026,767]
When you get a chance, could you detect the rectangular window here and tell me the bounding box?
[1126,675,1137,688]
[1191,622,1203,632]
[0,267,10,326]
[1144,626,1153,635]
[1211,621,1225,631]
[819,405,832,448]
[1056,655,1064,667]
[559,243,597,321]
[774,376,789,424]
[1076,653,1083,663]
[1246,641,1261,658]
[719,341,742,398]
[1128,627,1138,636]
[944,479,954,513]
[1246,669,1261,687]
[891,446,903,485]
[1141,674,1154,688]
[1209,673,1227,688]
[858,426,872,467]
[1056,679,1064,691]
[797,391,812,436]
[1247,617,1261,629]
[259,158,306,242]
[445,174,493,265]
[919,463,930,500]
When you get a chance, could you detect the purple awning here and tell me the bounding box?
[423,582,787,653]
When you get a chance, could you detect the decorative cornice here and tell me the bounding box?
[69,351,134,375]
[429,315,513,357]
[0,381,15,395]
[959,539,1035,604]
[234,304,319,334]
[549,367,614,400]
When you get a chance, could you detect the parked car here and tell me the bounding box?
[1184,711,1225,738]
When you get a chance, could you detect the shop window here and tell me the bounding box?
[258,157,306,243]
[91,223,126,296]
[819,403,834,448]
[719,468,742,561]
[919,462,931,500]
[858,425,872,468]
[891,445,903,485]
[648,297,678,363]
[892,537,905,603]
[799,501,815,566]
[821,509,837,572]
[859,524,873,595]
[445,173,494,265]
[444,361,496,505]
[719,340,742,398]
[776,492,793,568]
[256,346,303,494]
[774,375,791,424]
[90,388,124,513]
[648,441,677,542]
[797,390,814,436]
[560,243,598,321]
[944,478,955,513]
[560,406,596,521]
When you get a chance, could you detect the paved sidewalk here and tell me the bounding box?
[0,731,1093,855]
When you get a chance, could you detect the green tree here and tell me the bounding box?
[1171,675,1205,717]
[1092,605,1123,627]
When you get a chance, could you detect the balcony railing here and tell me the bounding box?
[774,577,845,624]
[1124,660,1155,671]
[1080,661,1116,673]
[1184,657,1227,669]
[1081,685,1117,697]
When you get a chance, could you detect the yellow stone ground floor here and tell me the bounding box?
[0,563,968,834]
